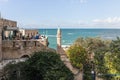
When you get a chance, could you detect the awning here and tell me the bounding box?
[6,26,19,31]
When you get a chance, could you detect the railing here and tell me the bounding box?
[2,39,47,48]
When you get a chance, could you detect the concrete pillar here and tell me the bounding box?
[57,28,62,48]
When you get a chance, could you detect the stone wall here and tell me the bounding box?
[0,26,2,61]
[0,18,17,28]
[2,39,47,48]
[24,29,38,37]
[1,39,49,60]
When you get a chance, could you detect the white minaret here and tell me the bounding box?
[57,28,62,48]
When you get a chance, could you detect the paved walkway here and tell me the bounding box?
[57,47,83,80]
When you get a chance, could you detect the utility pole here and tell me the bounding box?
[0,12,2,19]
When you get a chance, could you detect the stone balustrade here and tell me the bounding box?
[2,39,47,49]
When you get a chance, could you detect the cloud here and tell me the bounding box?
[70,0,87,4]
[90,17,120,28]
[19,17,120,29]
[93,17,120,24]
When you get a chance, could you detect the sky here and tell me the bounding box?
[0,0,120,28]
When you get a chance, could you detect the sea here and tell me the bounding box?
[38,29,120,49]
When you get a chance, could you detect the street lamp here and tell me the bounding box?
[91,70,96,80]
[91,61,96,80]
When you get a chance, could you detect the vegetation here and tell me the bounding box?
[67,37,120,80]
[107,37,120,79]
[3,51,74,80]
[67,44,88,70]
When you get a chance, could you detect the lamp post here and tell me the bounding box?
[91,60,96,80]
[91,52,96,80]
[91,70,96,80]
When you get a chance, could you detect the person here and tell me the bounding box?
[35,32,39,39]
[31,35,34,39]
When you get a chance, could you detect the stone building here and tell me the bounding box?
[0,18,49,62]
[0,26,2,61]
[0,18,39,40]
[23,29,38,38]
[0,18,18,40]
[0,18,17,28]
[0,18,18,61]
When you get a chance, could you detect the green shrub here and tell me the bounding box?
[4,51,74,80]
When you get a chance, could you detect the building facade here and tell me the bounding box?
[0,18,17,28]
[0,18,49,61]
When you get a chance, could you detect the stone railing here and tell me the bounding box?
[2,39,47,49]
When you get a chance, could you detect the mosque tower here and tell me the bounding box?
[57,28,62,48]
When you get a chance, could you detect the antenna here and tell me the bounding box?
[0,12,1,19]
